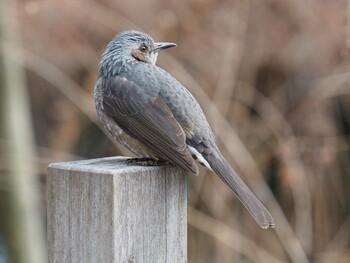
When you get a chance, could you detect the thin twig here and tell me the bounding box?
[188,206,284,263]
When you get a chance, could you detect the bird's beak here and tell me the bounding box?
[153,42,177,53]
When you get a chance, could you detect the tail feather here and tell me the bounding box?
[206,151,275,229]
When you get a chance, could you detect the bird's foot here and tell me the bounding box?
[126,157,172,167]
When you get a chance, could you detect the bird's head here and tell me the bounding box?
[106,31,176,65]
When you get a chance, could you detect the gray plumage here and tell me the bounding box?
[94,31,275,228]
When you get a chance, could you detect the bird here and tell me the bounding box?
[94,31,275,229]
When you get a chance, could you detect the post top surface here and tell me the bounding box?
[48,156,175,175]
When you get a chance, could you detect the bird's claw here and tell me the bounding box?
[126,158,172,167]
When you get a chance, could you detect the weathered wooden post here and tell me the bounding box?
[47,157,187,263]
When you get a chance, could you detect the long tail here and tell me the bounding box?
[205,150,275,229]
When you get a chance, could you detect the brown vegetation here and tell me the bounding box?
[1,0,350,262]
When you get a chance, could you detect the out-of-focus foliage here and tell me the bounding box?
[1,0,350,262]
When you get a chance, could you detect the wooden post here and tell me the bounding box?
[47,157,187,263]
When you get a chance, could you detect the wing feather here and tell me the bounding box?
[102,75,198,174]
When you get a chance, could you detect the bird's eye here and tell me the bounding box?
[139,44,147,52]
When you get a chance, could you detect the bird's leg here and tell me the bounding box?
[126,157,172,167]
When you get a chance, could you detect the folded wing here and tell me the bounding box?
[102,75,198,174]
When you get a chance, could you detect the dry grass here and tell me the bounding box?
[1,0,350,262]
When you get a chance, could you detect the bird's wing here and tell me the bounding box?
[102,75,198,174]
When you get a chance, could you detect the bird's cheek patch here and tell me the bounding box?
[131,50,147,63]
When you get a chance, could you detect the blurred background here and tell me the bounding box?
[1,0,350,262]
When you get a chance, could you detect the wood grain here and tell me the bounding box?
[47,157,187,263]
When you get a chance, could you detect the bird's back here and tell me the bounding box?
[120,62,216,146]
